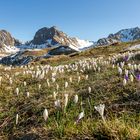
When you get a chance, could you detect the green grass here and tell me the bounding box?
[0,41,140,139]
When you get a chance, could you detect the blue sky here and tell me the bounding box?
[0,0,140,42]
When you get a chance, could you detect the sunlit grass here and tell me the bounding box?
[0,42,140,139]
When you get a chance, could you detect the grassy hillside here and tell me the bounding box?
[31,40,140,65]
[0,41,140,139]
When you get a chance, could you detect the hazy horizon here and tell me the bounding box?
[0,0,140,42]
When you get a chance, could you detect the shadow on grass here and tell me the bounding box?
[9,133,40,140]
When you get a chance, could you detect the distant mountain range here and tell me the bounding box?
[0,26,140,53]
[15,26,94,53]
[0,26,140,65]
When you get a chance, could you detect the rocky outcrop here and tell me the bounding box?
[97,38,119,46]
[48,45,76,55]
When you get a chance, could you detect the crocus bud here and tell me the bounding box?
[130,74,134,82]
[123,78,127,86]
[78,76,81,83]
[125,69,129,77]
[85,75,89,80]
[75,111,84,124]
[88,87,91,94]
[15,88,19,96]
[65,82,68,88]
[16,114,19,125]
[26,92,30,98]
[43,109,48,121]
[64,94,68,108]
[74,94,78,104]
[70,77,73,83]
[23,81,27,86]
[118,67,122,75]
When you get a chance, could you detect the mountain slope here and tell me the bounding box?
[97,27,140,46]
[0,39,140,139]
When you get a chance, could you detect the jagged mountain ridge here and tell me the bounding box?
[96,27,140,46]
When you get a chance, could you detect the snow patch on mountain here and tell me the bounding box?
[75,38,94,49]
[0,44,19,53]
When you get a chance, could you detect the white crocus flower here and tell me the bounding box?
[16,114,19,125]
[74,94,78,104]
[65,81,68,88]
[123,78,127,86]
[118,67,122,75]
[64,94,68,108]
[54,100,61,108]
[43,109,48,121]
[78,76,81,83]
[75,111,84,124]
[23,81,27,87]
[15,88,19,96]
[85,75,89,80]
[88,87,91,94]
[125,69,129,77]
[70,77,73,83]
[112,64,115,69]
[130,74,134,82]
[120,62,124,68]
[98,67,101,72]
[94,104,105,121]
[52,77,56,83]
[26,92,30,98]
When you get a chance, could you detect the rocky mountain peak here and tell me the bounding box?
[0,30,20,53]
[28,26,93,51]
[0,30,15,48]
[31,26,67,45]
